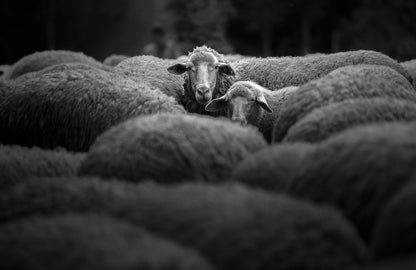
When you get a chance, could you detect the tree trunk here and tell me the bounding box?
[300,16,311,55]
[261,26,273,56]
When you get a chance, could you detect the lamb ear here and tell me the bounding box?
[255,95,273,113]
[167,63,190,75]
[205,96,228,112]
[218,63,235,76]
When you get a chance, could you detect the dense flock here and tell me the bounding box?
[1,46,416,270]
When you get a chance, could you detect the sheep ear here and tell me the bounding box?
[167,63,189,75]
[205,96,228,112]
[218,63,235,76]
[255,95,273,113]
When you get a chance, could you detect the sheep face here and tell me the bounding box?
[205,82,273,125]
[168,52,234,105]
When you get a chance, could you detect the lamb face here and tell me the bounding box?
[206,81,272,125]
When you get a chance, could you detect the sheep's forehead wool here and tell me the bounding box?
[228,81,263,99]
[190,52,218,65]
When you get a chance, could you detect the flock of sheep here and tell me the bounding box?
[1,44,416,270]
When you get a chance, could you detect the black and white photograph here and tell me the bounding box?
[0,0,416,269]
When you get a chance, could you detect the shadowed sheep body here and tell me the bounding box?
[371,179,416,259]
[284,98,416,143]
[79,113,267,183]
[0,144,85,189]
[0,214,214,270]
[273,65,416,142]
[287,122,416,242]
[206,81,298,142]
[3,50,113,79]
[167,46,236,115]
[233,50,413,90]
[230,143,314,193]
[115,55,184,102]
[0,177,369,270]
[0,65,184,152]
[0,65,10,78]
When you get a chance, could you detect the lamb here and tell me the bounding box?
[401,59,416,88]
[0,64,184,152]
[371,179,416,259]
[230,142,314,193]
[0,144,85,190]
[273,64,416,142]
[0,213,214,270]
[103,54,129,66]
[233,50,414,90]
[286,122,416,242]
[115,55,184,102]
[167,46,236,115]
[205,81,298,142]
[3,50,113,79]
[0,177,369,270]
[284,97,416,143]
[78,113,267,183]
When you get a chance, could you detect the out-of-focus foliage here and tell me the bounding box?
[0,0,415,63]
[336,0,416,61]
[164,0,236,54]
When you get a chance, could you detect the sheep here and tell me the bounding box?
[284,97,416,143]
[371,179,416,259]
[79,113,267,183]
[401,59,416,88]
[0,177,369,270]
[0,65,185,152]
[230,142,314,193]
[272,64,416,142]
[115,55,185,102]
[167,46,236,115]
[3,50,113,79]
[103,54,129,66]
[0,144,85,190]
[205,80,298,142]
[233,50,414,90]
[286,122,416,242]
[0,213,214,270]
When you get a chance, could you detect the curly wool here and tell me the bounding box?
[0,213,214,270]
[233,50,414,90]
[273,65,416,142]
[0,177,369,270]
[103,54,129,66]
[79,113,267,183]
[115,55,184,102]
[231,143,314,193]
[371,179,416,259]
[284,97,416,143]
[4,50,113,79]
[181,46,236,115]
[287,122,416,242]
[0,145,85,190]
[0,65,185,152]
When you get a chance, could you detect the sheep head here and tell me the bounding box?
[168,46,235,106]
[205,81,273,125]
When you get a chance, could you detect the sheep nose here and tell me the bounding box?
[231,117,247,125]
[196,85,209,95]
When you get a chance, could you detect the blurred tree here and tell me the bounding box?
[164,0,236,54]
[336,0,416,61]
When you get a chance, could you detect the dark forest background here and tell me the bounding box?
[1,0,415,64]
